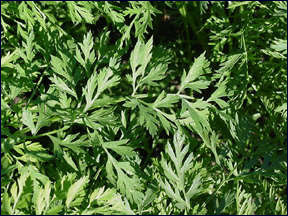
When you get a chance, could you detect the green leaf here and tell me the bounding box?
[159,129,206,211]
[124,2,160,39]
[105,152,144,205]
[50,55,73,84]
[216,54,243,76]
[130,37,153,95]
[182,99,211,136]
[186,174,202,199]
[67,1,94,23]
[83,65,120,112]
[138,188,158,213]
[66,176,89,208]
[50,75,77,99]
[102,139,136,157]
[178,52,210,94]
[63,151,78,171]
[34,181,51,215]
[153,91,179,109]
[96,67,120,97]
[1,50,19,68]
[141,63,167,86]
[138,103,159,136]
[227,1,253,9]
[48,133,89,155]
[2,192,12,215]
[22,109,36,135]
[85,187,135,215]
[75,31,96,70]
[271,38,287,55]
[208,80,230,108]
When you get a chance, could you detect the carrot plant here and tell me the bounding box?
[1,1,287,215]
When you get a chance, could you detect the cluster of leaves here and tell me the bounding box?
[1,1,287,215]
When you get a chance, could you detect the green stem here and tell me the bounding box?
[29,125,70,139]
[179,5,192,61]
[25,71,45,109]
[202,158,244,208]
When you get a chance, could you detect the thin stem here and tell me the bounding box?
[28,125,70,140]
[25,71,46,109]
